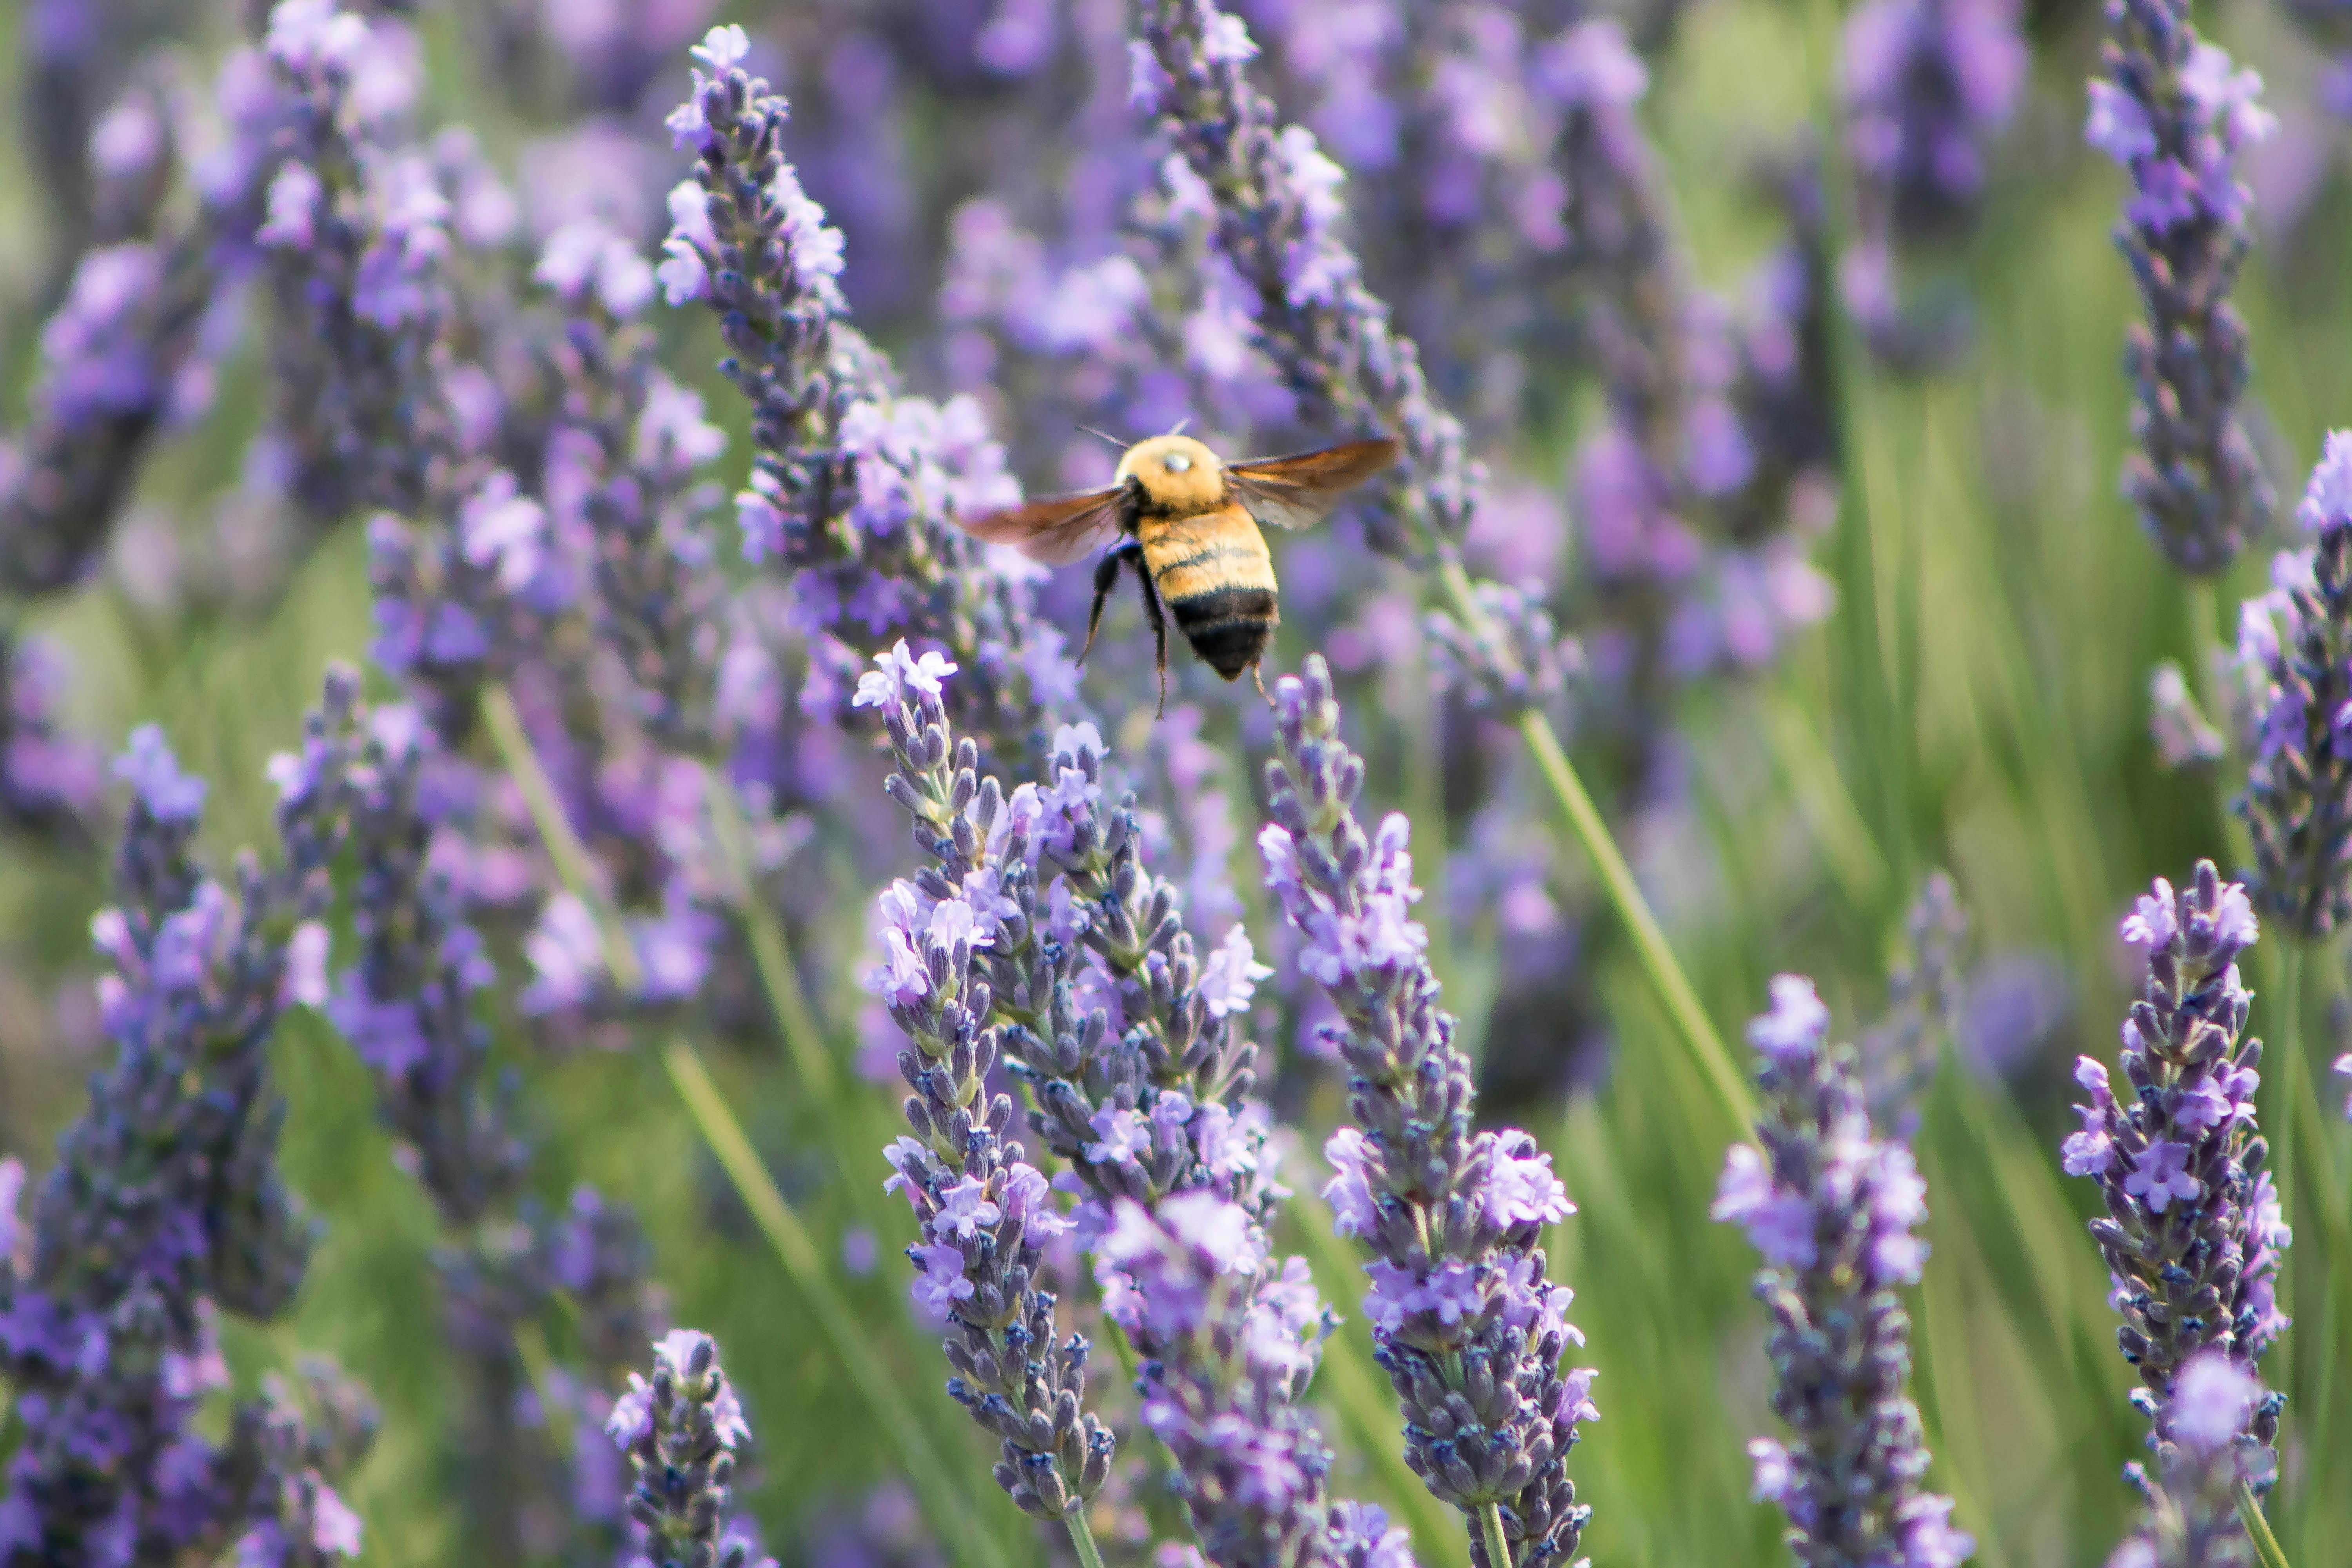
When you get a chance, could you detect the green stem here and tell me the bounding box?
[2238,1479,2294,1568]
[704,774,838,1101]
[1429,560,1755,1131]
[1064,1506,1109,1568]
[479,681,1000,1568]
[1477,1502,1512,1568]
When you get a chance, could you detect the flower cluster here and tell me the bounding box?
[543,226,732,754]
[1714,976,1973,1568]
[0,44,279,595]
[0,632,103,838]
[1098,1194,1423,1568]
[863,642,1410,1567]
[854,646,1111,1525]
[607,1329,775,1568]
[1841,0,2025,367]
[2086,0,2277,573]
[2066,864,2287,1458]
[1260,657,1593,1568]
[0,699,357,1561]
[328,697,526,1225]
[2233,432,2352,936]
[660,27,1069,762]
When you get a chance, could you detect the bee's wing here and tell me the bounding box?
[955,487,1123,566]
[1226,437,1401,531]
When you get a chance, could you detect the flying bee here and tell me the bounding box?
[958,432,1399,709]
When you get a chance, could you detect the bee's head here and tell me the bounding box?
[1116,434,1224,513]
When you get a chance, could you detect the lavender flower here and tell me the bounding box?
[329,697,526,1225]
[1715,975,1973,1568]
[661,29,1070,762]
[1259,656,1593,1568]
[2087,0,2277,573]
[2,227,227,593]
[1858,871,1969,1133]
[2233,432,2352,936]
[1133,0,1476,557]
[2104,1354,2266,1568]
[864,643,1398,1568]
[608,1329,775,1568]
[2151,661,2226,771]
[1096,1196,1358,1568]
[854,644,1115,1524]
[541,220,730,753]
[2067,864,2287,1460]
[1841,0,2025,368]
[0,630,103,838]
[214,1361,379,1568]
[0,695,356,1561]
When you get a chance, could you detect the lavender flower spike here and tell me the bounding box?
[1260,656,1594,1568]
[1714,975,1974,1568]
[2087,0,2277,573]
[855,644,1114,1526]
[864,642,1399,1568]
[2067,864,2287,1463]
[661,29,1071,761]
[0,689,360,1562]
[2105,1353,2267,1568]
[2234,432,2352,936]
[608,1330,776,1568]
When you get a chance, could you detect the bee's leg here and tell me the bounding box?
[1080,541,1137,666]
[1251,662,1270,704]
[1134,556,1170,718]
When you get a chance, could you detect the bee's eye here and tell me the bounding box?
[1163,453,1192,473]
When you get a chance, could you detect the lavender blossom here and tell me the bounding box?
[608,1329,775,1568]
[1259,656,1593,1568]
[2066,864,2287,1463]
[0,631,103,837]
[863,644,1403,1568]
[2151,661,2226,771]
[214,1361,379,1568]
[2088,0,2277,573]
[661,28,1071,762]
[1098,1196,1414,1568]
[1841,0,2025,368]
[330,697,527,1224]
[853,646,1111,1525]
[1133,0,1477,556]
[1857,871,1969,1133]
[0,693,358,1561]
[2,216,237,593]
[316,679,668,1561]
[1715,976,1973,1568]
[258,2,564,732]
[541,219,729,753]
[2104,1354,2267,1568]
[2232,433,2352,936]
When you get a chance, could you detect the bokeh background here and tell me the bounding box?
[2,0,2350,1565]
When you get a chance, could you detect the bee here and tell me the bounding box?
[959,432,1399,709]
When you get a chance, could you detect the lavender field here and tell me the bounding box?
[1,0,2348,1564]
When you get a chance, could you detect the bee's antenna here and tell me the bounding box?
[1167,418,1192,438]
[1075,424,1128,449]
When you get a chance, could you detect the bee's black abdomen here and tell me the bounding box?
[1169,586,1278,681]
